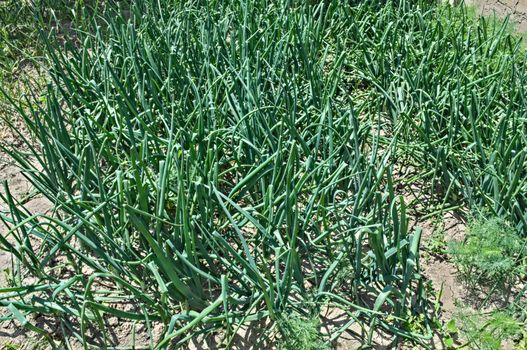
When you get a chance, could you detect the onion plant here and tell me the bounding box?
[349,2,527,234]
[6,0,526,348]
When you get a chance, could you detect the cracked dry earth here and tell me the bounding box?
[466,0,527,31]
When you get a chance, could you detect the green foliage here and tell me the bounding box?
[351,2,527,233]
[0,0,36,73]
[443,319,459,349]
[445,217,527,348]
[2,0,527,348]
[2,342,21,350]
[0,0,426,348]
[449,217,524,286]
[424,227,448,258]
[0,0,109,75]
[456,310,524,350]
[278,314,328,350]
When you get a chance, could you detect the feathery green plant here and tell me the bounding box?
[456,310,524,350]
[449,217,524,287]
[278,314,329,350]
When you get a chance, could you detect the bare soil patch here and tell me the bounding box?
[466,0,527,31]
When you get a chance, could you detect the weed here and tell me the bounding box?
[425,228,449,259]
[2,342,21,350]
[443,319,459,349]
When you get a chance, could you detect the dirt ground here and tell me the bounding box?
[466,0,527,31]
